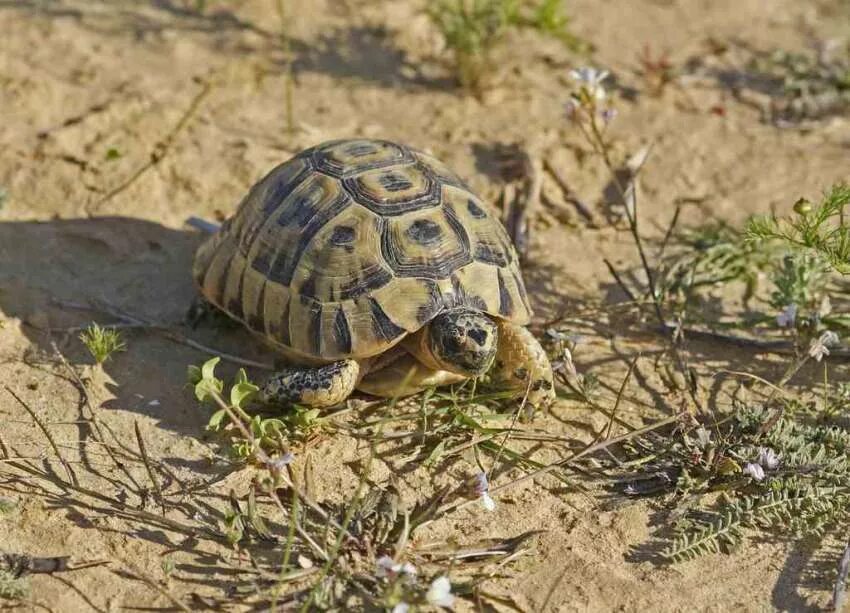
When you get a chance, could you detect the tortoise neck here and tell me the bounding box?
[402,327,444,372]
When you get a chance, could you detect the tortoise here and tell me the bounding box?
[192,139,554,409]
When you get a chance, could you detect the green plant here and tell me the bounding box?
[79,323,126,364]
[0,572,28,600]
[748,184,850,274]
[188,357,294,460]
[428,0,583,90]
[620,403,850,562]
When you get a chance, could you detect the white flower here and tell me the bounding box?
[426,576,454,608]
[481,492,496,511]
[743,462,765,481]
[695,426,712,449]
[376,555,417,579]
[392,604,410,613]
[473,471,496,512]
[569,67,610,100]
[756,447,780,470]
[809,331,840,362]
[776,304,797,328]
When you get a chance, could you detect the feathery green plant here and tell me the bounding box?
[620,403,850,562]
[79,323,126,364]
[748,184,850,274]
[428,0,582,90]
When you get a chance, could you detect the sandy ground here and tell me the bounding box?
[1,0,850,611]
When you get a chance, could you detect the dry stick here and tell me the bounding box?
[117,557,191,613]
[134,421,165,514]
[833,539,850,612]
[604,356,638,441]
[664,323,850,360]
[434,412,683,518]
[0,433,9,459]
[50,342,144,493]
[4,458,222,542]
[53,299,274,371]
[5,386,78,486]
[543,156,598,226]
[87,78,213,215]
[603,258,639,302]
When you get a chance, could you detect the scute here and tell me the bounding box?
[311,139,413,178]
[343,163,441,215]
[193,138,533,362]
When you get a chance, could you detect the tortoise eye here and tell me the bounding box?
[468,329,487,346]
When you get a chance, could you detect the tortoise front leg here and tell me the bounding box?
[491,321,555,408]
[260,359,361,409]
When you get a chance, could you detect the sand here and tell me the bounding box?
[1,0,849,610]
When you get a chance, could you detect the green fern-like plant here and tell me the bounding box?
[625,402,850,563]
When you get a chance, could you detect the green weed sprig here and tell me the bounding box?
[428,0,583,91]
[79,323,126,364]
[748,184,850,274]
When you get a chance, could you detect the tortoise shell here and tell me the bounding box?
[193,139,532,361]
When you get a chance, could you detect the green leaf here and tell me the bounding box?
[187,364,202,385]
[201,357,221,381]
[207,408,228,430]
[230,381,258,409]
[194,377,223,403]
[234,368,248,385]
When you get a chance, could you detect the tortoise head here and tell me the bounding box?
[427,308,497,376]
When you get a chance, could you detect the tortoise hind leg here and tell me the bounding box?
[260,359,361,409]
[491,321,555,408]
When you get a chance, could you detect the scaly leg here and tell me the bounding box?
[260,359,361,408]
[491,321,555,408]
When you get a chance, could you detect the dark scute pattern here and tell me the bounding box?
[299,273,319,299]
[338,267,393,300]
[467,199,487,219]
[447,274,487,311]
[474,241,509,266]
[381,207,472,279]
[330,226,355,247]
[497,269,513,316]
[406,219,442,245]
[344,142,380,157]
[311,139,414,178]
[278,300,292,346]
[368,297,405,341]
[264,190,351,286]
[415,281,444,324]
[378,170,414,192]
[247,283,266,332]
[206,246,230,307]
[226,263,245,320]
[332,306,353,355]
[304,296,323,356]
[237,161,312,256]
[341,162,441,216]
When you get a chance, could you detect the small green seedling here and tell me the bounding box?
[104,147,122,161]
[0,572,28,600]
[188,357,302,461]
[428,0,582,91]
[79,323,126,364]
